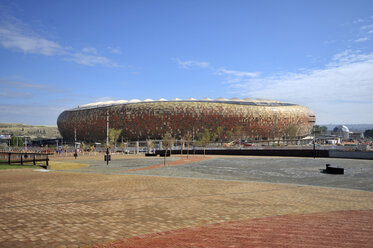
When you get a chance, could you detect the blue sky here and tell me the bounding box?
[0,0,373,125]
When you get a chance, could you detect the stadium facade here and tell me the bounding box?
[57,98,316,142]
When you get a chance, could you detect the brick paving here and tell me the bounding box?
[93,210,373,248]
[0,158,372,247]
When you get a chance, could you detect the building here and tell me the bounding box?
[332,125,350,140]
[349,132,364,141]
[57,98,316,142]
[0,134,11,147]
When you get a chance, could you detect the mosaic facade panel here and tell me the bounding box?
[57,101,315,142]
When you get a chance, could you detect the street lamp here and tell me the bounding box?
[104,110,111,165]
[74,128,78,159]
[308,120,316,159]
[311,125,316,159]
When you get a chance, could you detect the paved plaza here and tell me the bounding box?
[0,155,372,247]
[73,156,373,191]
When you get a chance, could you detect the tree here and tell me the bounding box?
[80,142,89,153]
[196,129,212,156]
[120,140,128,154]
[182,132,192,159]
[232,126,242,140]
[216,126,223,142]
[146,139,155,153]
[226,130,233,141]
[162,132,173,165]
[314,125,328,137]
[109,128,122,152]
[63,145,68,155]
[285,125,298,138]
[364,129,373,139]
[10,136,23,147]
[179,136,185,158]
[210,131,217,143]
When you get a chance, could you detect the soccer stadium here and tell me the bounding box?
[57,98,316,142]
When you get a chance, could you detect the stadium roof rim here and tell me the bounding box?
[67,98,297,111]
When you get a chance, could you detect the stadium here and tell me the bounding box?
[57,98,316,142]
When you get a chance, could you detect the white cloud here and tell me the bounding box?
[66,53,125,68]
[175,58,209,69]
[219,68,260,78]
[94,97,116,102]
[0,78,64,94]
[0,23,65,56]
[0,90,32,98]
[108,46,121,54]
[175,58,260,85]
[0,79,44,89]
[82,47,97,54]
[229,50,373,123]
[353,18,365,24]
[355,37,369,42]
[0,104,64,125]
[0,16,125,68]
[361,24,373,30]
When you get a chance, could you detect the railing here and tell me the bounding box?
[0,152,53,167]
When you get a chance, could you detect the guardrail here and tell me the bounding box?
[0,152,53,168]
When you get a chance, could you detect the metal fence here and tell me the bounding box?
[0,152,52,167]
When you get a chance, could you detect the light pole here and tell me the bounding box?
[313,125,316,159]
[74,128,77,159]
[105,110,110,165]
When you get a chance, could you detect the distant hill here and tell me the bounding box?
[0,123,61,140]
[320,124,373,132]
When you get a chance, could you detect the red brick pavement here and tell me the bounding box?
[92,210,373,248]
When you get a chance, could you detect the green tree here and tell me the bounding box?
[10,136,23,147]
[284,124,298,145]
[364,129,373,139]
[226,130,233,141]
[109,128,122,152]
[216,126,223,142]
[313,125,328,137]
[233,126,242,140]
[285,125,298,138]
[210,131,217,143]
[162,132,173,165]
[196,129,212,156]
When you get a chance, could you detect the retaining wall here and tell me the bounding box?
[157,149,373,160]
[329,150,373,160]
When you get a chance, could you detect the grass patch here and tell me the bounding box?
[0,161,89,170]
[0,164,39,169]
[49,161,90,170]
